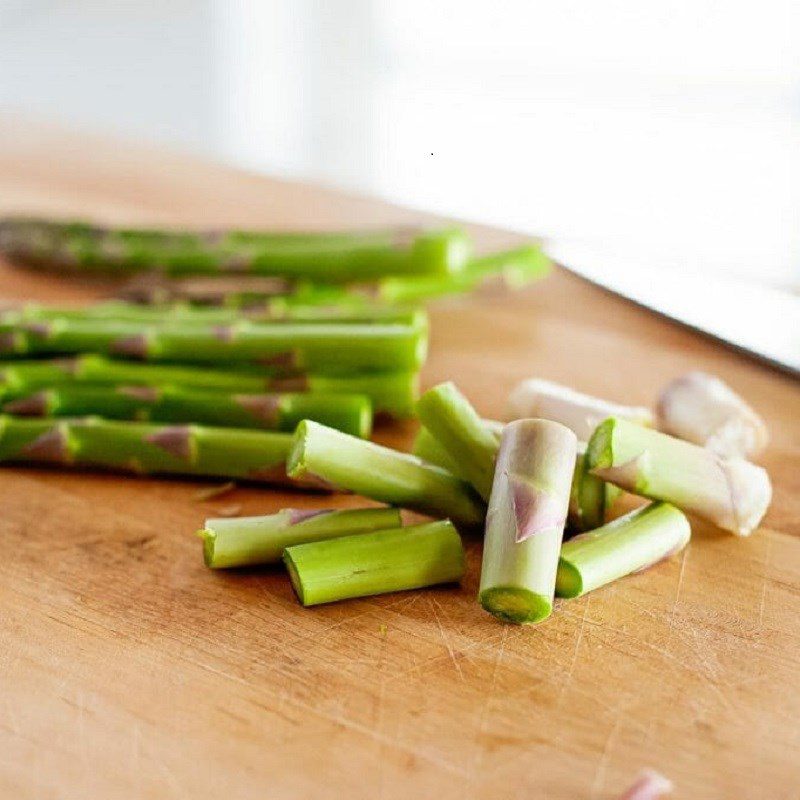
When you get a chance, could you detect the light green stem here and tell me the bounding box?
[586,417,772,536]
[0,318,427,373]
[0,415,320,487]
[416,382,499,501]
[3,385,373,437]
[287,420,485,526]
[556,502,691,598]
[0,217,471,280]
[284,519,465,606]
[0,356,418,418]
[479,419,577,624]
[199,507,402,568]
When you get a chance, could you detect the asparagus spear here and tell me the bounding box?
[656,371,768,459]
[199,506,402,568]
[416,382,499,501]
[506,378,654,441]
[0,415,320,487]
[0,318,427,372]
[0,217,470,280]
[556,502,690,598]
[0,300,426,326]
[287,420,485,526]
[116,245,548,307]
[284,519,465,606]
[0,356,419,418]
[479,419,577,624]
[3,385,373,437]
[586,417,772,536]
[414,423,614,532]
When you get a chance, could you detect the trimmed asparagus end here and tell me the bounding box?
[506,378,654,442]
[554,561,583,599]
[656,371,768,459]
[284,549,307,605]
[587,417,771,536]
[196,528,217,568]
[479,587,552,624]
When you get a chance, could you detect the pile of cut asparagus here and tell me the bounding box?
[196,373,770,623]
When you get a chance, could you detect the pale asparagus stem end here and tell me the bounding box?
[618,768,674,799]
[656,371,769,459]
[506,378,653,442]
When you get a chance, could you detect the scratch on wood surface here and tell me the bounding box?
[758,536,772,629]
[668,547,689,635]
[428,596,465,683]
[589,709,623,799]
[556,594,592,709]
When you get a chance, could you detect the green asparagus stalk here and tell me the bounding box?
[414,423,614,532]
[0,318,427,372]
[569,444,622,533]
[0,217,470,280]
[3,385,373,437]
[287,420,485,526]
[416,382,499,501]
[556,502,691,598]
[586,417,772,536]
[0,300,426,327]
[116,245,548,308]
[0,356,419,418]
[284,519,465,606]
[0,415,321,487]
[199,506,402,568]
[479,419,577,624]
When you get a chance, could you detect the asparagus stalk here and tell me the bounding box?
[414,423,614,532]
[569,443,621,533]
[116,245,548,308]
[287,420,486,526]
[0,356,419,418]
[284,519,465,606]
[0,300,426,326]
[556,502,691,598]
[416,382,499,501]
[0,415,321,487]
[479,419,577,624]
[199,506,402,568]
[586,417,772,536]
[3,385,373,437]
[506,378,654,441]
[0,318,427,372]
[0,217,470,280]
[656,371,768,459]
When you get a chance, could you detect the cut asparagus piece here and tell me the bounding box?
[416,382,499,501]
[479,419,577,624]
[0,356,418,418]
[656,371,768,459]
[556,502,691,598]
[568,444,621,533]
[0,415,320,487]
[0,300,426,327]
[3,385,373,437]
[0,318,427,372]
[413,419,504,478]
[586,417,772,536]
[284,519,464,606]
[0,217,471,280]
[506,378,653,441]
[287,420,485,526]
[199,506,402,568]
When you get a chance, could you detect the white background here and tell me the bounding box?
[1,1,797,289]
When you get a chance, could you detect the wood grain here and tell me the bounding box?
[0,117,798,800]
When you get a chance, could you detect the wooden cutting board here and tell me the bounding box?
[0,118,798,800]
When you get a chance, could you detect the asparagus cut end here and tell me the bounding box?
[286,419,309,477]
[196,528,217,568]
[479,586,552,625]
[283,550,308,605]
[554,560,583,598]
